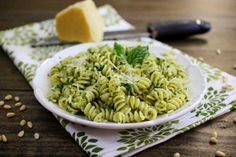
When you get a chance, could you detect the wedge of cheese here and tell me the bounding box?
[55,0,104,43]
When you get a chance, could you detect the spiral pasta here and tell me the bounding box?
[48,43,188,123]
[132,78,152,95]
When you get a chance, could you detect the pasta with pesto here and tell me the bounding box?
[48,43,188,123]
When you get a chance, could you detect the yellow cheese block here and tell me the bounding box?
[55,0,104,43]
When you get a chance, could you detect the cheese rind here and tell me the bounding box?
[56,0,104,43]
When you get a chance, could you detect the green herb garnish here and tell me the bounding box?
[114,43,126,59]
[114,43,149,66]
[97,64,105,71]
[156,57,165,63]
[127,45,149,65]
[121,83,133,92]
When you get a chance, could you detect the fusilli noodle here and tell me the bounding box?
[48,43,188,123]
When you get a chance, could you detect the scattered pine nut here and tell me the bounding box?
[215,150,226,157]
[2,134,7,143]
[6,112,16,118]
[210,137,218,144]
[0,100,4,106]
[216,49,221,55]
[221,84,233,91]
[18,130,24,138]
[198,57,204,61]
[3,104,12,110]
[233,117,236,124]
[27,121,33,128]
[233,65,236,70]
[20,119,26,126]
[14,96,20,102]
[4,94,13,100]
[1,95,40,143]
[212,75,221,80]
[19,105,27,111]
[15,102,22,107]
[173,152,180,157]
[211,130,218,138]
[34,133,40,140]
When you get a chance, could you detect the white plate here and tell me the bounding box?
[33,40,206,129]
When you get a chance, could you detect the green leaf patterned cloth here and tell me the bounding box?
[0,5,236,157]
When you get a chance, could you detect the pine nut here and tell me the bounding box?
[18,130,24,138]
[173,152,180,157]
[14,96,20,102]
[233,65,236,70]
[0,100,4,106]
[34,133,40,140]
[233,117,236,124]
[20,119,26,126]
[215,150,226,157]
[211,130,218,138]
[27,121,33,128]
[222,84,233,91]
[4,94,13,100]
[198,57,204,61]
[210,137,218,144]
[2,134,7,143]
[19,105,27,111]
[6,112,16,118]
[216,49,221,55]
[3,104,12,109]
[15,102,22,107]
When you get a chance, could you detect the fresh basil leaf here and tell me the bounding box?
[114,43,125,58]
[121,83,133,92]
[127,45,149,65]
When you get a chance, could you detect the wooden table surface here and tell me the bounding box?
[0,0,235,156]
